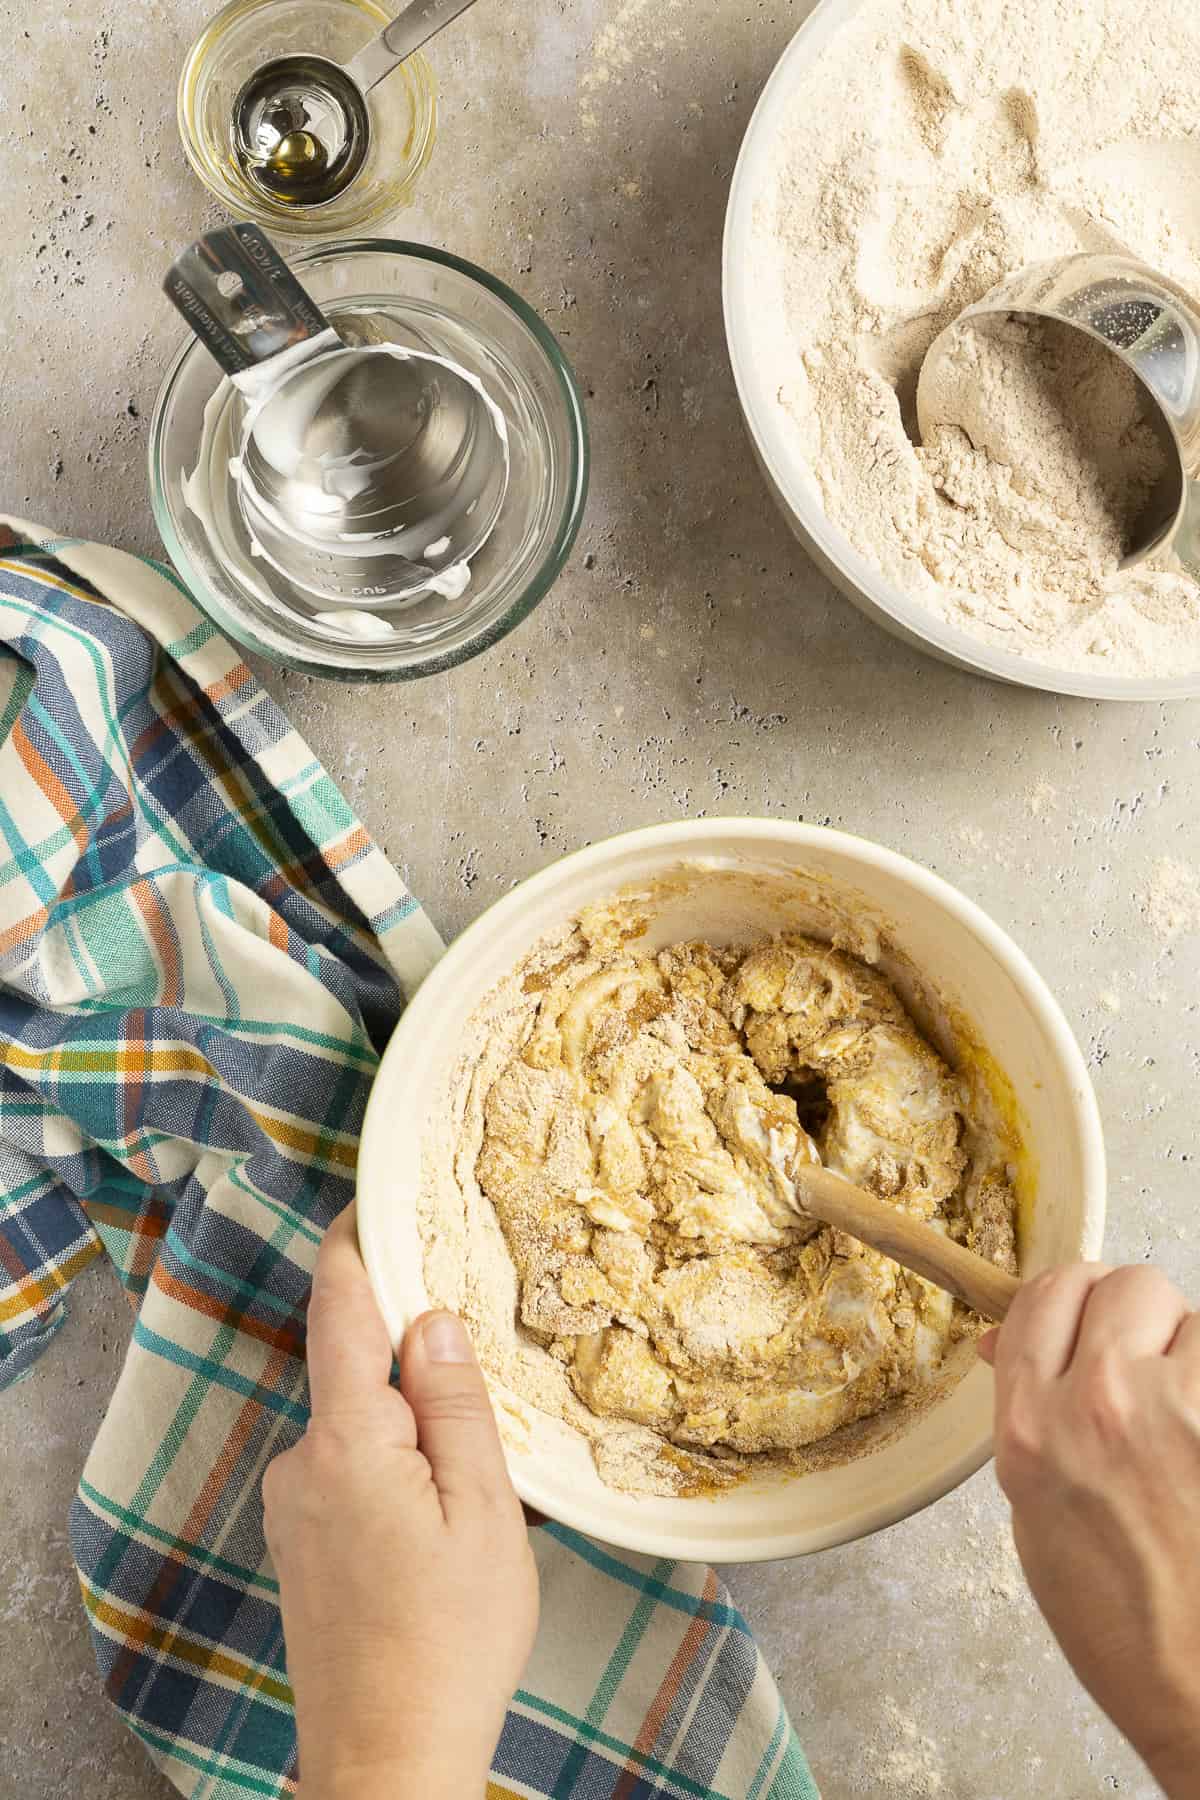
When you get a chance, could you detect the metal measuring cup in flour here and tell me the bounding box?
[917,253,1200,579]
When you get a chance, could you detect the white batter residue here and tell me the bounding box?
[184,337,507,645]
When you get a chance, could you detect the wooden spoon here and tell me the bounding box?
[794,1165,1020,1323]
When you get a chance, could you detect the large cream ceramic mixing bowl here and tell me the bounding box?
[356,820,1105,1561]
[723,0,1200,702]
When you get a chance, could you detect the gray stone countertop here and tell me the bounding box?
[1,0,1195,1793]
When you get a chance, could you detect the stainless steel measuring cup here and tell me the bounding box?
[918,254,1200,579]
[163,222,508,609]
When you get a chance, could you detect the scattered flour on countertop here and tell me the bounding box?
[948,1500,1030,1623]
[1143,856,1200,939]
[751,0,1200,675]
[862,1696,947,1796]
[1026,778,1058,818]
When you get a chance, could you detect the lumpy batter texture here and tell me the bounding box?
[475,920,1016,1460]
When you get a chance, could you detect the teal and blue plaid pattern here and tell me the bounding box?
[0,522,818,1800]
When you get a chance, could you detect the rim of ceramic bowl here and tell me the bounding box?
[148,238,590,682]
[177,0,438,235]
[356,817,1107,1560]
[722,0,1200,703]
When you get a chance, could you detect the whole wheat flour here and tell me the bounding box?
[918,313,1169,603]
[750,0,1200,674]
[420,895,1018,1498]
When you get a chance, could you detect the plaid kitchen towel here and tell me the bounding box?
[0,519,818,1800]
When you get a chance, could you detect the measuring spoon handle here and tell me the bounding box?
[163,224,333,376]
[346,0,481,94]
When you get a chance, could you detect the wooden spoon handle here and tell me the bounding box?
[795,1165,1021,1324]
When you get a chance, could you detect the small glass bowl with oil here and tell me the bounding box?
[178,0,437,236]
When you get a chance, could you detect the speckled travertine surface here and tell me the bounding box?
[1,0,1197,1794]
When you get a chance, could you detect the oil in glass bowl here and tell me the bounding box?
[178,0,436,235]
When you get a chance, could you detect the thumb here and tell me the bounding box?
[399,1311,515,1516]
[976,1326,1000,1366]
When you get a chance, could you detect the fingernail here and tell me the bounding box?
[422,1311,473,1364]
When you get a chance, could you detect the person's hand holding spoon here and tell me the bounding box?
[980,1265,1200,1798]
[806,1165,1200,1796]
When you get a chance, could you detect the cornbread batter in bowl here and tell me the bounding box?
[464,904,1016,1496]
[357,821,1104,1559]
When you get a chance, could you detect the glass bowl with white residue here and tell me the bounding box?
[149,240,589,680]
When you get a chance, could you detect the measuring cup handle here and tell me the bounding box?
[346,0,481,93]
[1172,479,1200,584]
[163,224,332,376]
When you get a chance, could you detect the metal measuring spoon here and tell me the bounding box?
[163,223,509,609]
[917,253,1200,577]
[232,0,481,206]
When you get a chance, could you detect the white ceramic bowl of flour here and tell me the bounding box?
[356,819,1105,1562]
[724,0,1200,700]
